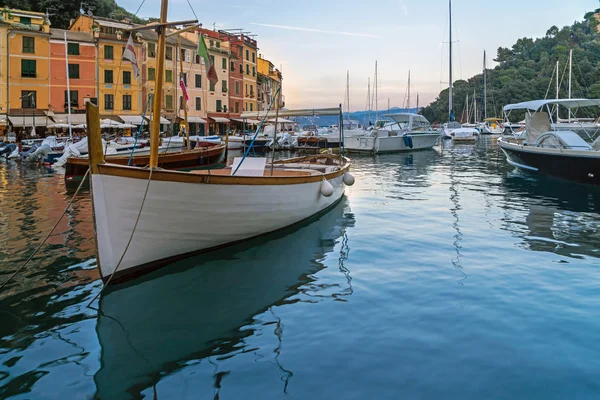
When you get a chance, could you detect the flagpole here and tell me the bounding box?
[178,35,190,149]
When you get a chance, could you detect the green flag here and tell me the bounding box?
[197,34,218,86]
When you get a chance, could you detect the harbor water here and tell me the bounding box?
[1,138,599,399]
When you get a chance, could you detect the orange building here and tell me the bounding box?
[49,29,96,119]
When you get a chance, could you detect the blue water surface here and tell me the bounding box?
[1,138,599,399]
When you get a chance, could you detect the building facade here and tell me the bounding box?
[223,33,244,123]
[241,35,258,113]
[257,54,284,111]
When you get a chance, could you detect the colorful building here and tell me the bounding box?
[222,32,244,124]
[1,8,51,134]
[48,29,96,124]
[241,34,258,113]
[257,54,284,111]
[180,30,208,135]
[70,15,144,121]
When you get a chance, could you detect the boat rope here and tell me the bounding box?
[0,168,91,291]
[232,86,280,176]
[87,168,154,306]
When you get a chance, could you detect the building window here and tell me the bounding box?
[20,17,32,25]
[250,85,254,95]
[123,94,132,110]
[123,71,131,85]
[68,43,80,55]
[195,74,202,88]
[235,81,240,95]
[210,81,215,92]
[148,43,156,58]
[104,69,113,83]
[252,66,256,77]
[216,100,222,112]
[21,59,36,77]
[22,36,34,53]
[182,72,187,86]
[165,70,173,82]
[252,52,255,63]
[195,97,201,111]
[240,64,243,74]
[222,80,227,92]
[246,65,249,75]
[245,83,248,93]
[166,46,173,60]
[179,96,184,110]
[235,102,239,114]
[245,49,249,60]
[216,41,220,49]
[250,103,253,111]
[230,61,234,71]
[209,40,214,48]
[194,54,200,64]
[21,91,36,108]
[104,94,114,110]
[210,55,215,65]
[104,45,113,59]
[64,90,78,107]
[68,64,80,79]
[148,67,155,81]
[222,58,227,70]
[165,95,173,110]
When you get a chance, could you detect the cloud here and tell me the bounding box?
[249,23,378,39]
[399,0,408,16]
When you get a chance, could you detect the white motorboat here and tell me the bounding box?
[345,113,440,153]
[498,98,600,185]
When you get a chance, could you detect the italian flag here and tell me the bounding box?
[197,34,218,86]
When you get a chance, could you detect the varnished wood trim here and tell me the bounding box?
[97,155,350,185]
[86,103,104,174]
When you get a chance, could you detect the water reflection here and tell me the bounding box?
[93,199,354,399]
[501,171,600,259]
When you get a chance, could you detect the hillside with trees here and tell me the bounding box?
[2,0,144,30]
[421,9,600,123]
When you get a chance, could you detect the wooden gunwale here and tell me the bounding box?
[96,155,350,185]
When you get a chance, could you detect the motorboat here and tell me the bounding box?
[344,113,440,153]
[479,118,505,134]
[498,98,600,185]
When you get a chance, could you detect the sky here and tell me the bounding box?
[119,0,599,109]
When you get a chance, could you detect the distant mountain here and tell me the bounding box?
[291,107,420,127]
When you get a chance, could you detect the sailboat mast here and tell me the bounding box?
[346,70,350,122]
[366,77,371,125]
[149,0,170,168]
[64,32,73,140]
[465,94,469,123]
[375,61,378,120]
[568,49,572,122]
[416,92,419,113]
[483,50,487,120]
[473,89,477,123]
[556,60,559,121]
[448,0,453,121]
[407,70,411,110]
[388,98,390,114]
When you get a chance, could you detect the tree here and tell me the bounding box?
[546,25,559,38]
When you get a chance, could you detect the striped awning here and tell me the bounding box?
[145,115,171,124]
[187,116,207,123]
[210,117,230,123]
[8,116,49,127]
[51,114,87,124]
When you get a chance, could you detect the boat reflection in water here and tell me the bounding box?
[93,199,354,399]
[502,171,600,259]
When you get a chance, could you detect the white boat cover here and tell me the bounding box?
[525,112,551,144]
[231,157,266,176]
[504,98,600,111]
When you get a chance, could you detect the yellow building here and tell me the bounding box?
[241,35,258,112]
[0,15,8,131]
[1,8,51,133]
[70,15,143,119]
[257,54,284,111]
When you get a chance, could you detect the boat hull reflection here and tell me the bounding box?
[94,199,352,399]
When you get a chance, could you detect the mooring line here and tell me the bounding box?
[0,168,91,291]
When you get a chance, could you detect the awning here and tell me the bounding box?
[267,117,296,123]
[187,116,207,123]
[145,115,171,125]
[503,98,600,111]
[8,116,49,127]
[51,114,87,125]
[209,117,230,123]
[230,118,261,124]
[120,115,147,125]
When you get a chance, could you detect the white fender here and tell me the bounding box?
[343,172,355,186]
[320,179,334,197]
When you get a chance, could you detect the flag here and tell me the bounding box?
[122,34,140,79]
[197,34,218,86]
[180,77,189,101]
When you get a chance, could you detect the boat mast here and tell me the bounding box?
[178,35,190,149]
[346,70,350,122]
[64,32,73,140]
[556,60,559,121]
[149,0,170,168]
[387,98,390,114]
[448,0,453,121]
[568,49,572,122]
[375,61,378,121]
[483,50,487,120]
[407,70,411,111]
[416,92,419,113]
[473,89,476,123]
[465,94,469,123]
[366,77,371,125]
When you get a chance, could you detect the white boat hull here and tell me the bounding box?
[92,171,346,279]
[344,133,440,153]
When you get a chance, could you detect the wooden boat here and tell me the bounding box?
[94,199,351,398]
[498,98,600,185]
[64,142,225,181]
